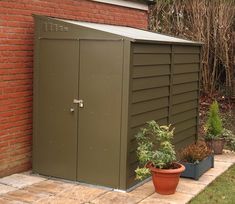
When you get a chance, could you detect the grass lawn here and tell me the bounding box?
[189,164,235,204]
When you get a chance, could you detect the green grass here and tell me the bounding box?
[189,164,235,204]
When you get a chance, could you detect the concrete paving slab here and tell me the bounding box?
[196,174,216,185]
[129,180,154,199]
[29,180,75,194]
[0,197,26,204]
[0,153,234,204]
[57,185,107,203]
[139,191,192,204]
[180,174,214,186]
[36,196,81,204]
[139,198,172,204]
[176,179,205,195]
[204,161,232,176]
[214,160,233,168]
[1,189,49,203]
[215,153,235,163]
[22,185,55,197]
[0,197,12,204]
[0,174,46,188]
[92,191,142,204]
[0,184,17,195]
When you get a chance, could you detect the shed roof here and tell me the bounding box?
[58,18,202,45]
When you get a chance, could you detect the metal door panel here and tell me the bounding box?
[34,39,78,180]
[77,40,123,188]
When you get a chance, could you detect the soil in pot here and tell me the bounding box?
[206,139,225,154]
[149,163,185,195]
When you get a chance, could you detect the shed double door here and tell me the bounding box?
[36,39,122,188]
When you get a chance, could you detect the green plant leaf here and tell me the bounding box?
[135,120,177,180]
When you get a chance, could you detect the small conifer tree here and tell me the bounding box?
[205,101,223,139]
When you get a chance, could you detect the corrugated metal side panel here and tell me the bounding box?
[171,45,200,148]
[126,43,200,189]
[127,43,171,187]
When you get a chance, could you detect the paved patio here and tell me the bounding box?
[0,152,234,204]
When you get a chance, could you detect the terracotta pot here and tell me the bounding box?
[149,163,185,195]
[206,139,225,154]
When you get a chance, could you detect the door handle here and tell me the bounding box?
[73,99,84,108]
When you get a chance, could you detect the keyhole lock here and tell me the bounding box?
[73,99,84,108]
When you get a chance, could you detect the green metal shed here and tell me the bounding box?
[33,15,202,190]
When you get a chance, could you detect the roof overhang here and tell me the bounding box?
[35,15,203,45]
[90,0,148,11]
[60,18,203,45]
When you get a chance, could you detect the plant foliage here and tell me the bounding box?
[135,121,176,180]
[223,129,235,151]
[205,101,223,140]
[180,141,212,164]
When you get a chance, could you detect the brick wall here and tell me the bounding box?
[0,0,148,177]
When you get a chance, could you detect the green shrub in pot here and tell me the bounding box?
[205,101,225,154]
[135,121,185,195]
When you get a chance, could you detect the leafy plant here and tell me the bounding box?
[205,101,223,140]
[180,141,212,164]
[222,129,235,151]
[135,121,176,180]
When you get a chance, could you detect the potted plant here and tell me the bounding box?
[204,101,225,154]
[180,141,214,180]
[135,121,185,195]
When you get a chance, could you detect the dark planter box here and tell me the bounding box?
[180,155,214,180]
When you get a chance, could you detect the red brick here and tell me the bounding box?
[0,45,33,51]
[0,39,33,45]
[0,112,32,124]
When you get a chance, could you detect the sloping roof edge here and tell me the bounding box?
[90,0,148,11]
[58,18,203,45]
